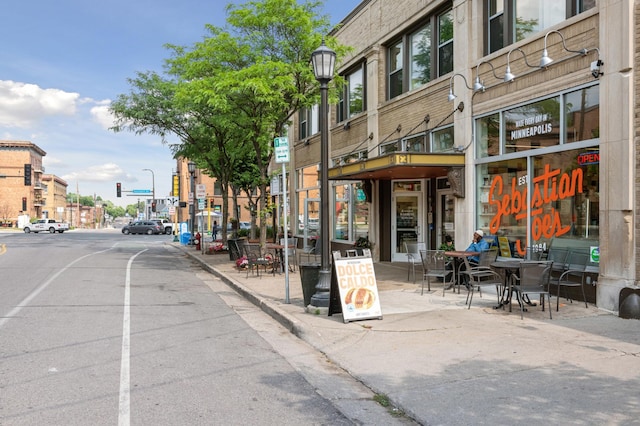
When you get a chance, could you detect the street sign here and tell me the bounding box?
[132,189,151,194]
[196,184,206,199]
[198,199,205,210]
[274,137,289,163]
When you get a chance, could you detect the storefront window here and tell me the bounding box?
[333,182,369,243]
[475,86,599,257]
[431,126,454,152]
[565,86,599,143]
[504,97,560,153]
[296,165,320,235]
[476,113,500,158]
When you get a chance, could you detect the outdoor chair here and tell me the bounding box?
[405,241,426,283]
[243,243,272,278]
[419,250,453,295]
[462,255,504,309]
[510,261,553,319]
[554,250,589,311]
[280,237,298,272]
[546,247,569,286]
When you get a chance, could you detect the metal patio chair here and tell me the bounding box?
[511,261,553,319]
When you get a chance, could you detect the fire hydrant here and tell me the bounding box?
[194,232,201,250]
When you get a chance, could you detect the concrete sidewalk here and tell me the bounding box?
[178,244,640,425]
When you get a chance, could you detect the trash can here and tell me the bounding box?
[228,239,242,261]
[180,232,191,245]
[299,263,321,307]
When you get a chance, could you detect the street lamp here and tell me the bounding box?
[142,168,155,219]
[188,161,196,244]
[310,39,336,308]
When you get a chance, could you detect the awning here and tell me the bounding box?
[328,152,465,181]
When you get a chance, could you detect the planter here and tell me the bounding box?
[299,263,321,307]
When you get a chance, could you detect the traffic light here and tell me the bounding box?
[22,197,27,211]
[24,164,31,186]
[209,199,214,208]
[151,202,156,212]
[116,182,122,197]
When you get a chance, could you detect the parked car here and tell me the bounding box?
[122,221,163,235]
[227,221,251,232]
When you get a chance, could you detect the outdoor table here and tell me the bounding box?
[445,251,480,293]
[265,243,295,274]
[490,259,538,310]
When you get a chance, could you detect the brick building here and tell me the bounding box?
[282,0,636,312]
[0,140,47,226]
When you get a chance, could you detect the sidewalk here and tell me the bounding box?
[179,244,640,425]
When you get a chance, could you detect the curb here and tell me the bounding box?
[185,249,306,338]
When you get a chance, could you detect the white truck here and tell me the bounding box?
[23,219,70,234]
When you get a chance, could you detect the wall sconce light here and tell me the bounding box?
[504,47,536,82]
[473,61,501,91]
[540,29,588,68]
[448,73,473,101]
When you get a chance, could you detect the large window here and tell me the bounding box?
[486,0,596,54]
[338,64,365,122]
[476,85,599,158]
[387,5,453,100]
[475,85,600,257]
[298,106,318,140]
[334,182,369,243]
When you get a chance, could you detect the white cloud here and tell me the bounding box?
[0,80,79,127]
[90,102,116,130]
[61,162,132,183]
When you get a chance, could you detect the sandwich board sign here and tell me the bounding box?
[329,250,383,323]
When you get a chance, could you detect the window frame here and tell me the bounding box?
[484,0,596,55]
[338,62,366,123]
[387,4,453,100]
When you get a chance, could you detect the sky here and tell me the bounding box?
[0,0,359,207]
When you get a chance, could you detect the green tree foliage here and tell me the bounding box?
[110,0,348,244]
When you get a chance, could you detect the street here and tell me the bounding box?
[0,230,367,426]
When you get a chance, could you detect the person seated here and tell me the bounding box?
[439,234,455,252]
[465,229,489,264]
[460,229,490,288]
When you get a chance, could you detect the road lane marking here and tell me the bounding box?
[0,244,6,255]
[0,247,113,329]
[118,248,147,426]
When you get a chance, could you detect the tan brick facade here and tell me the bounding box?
[286,1,636,312]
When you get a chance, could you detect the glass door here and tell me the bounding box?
[437,190,456,248]
[392,181,423,262]
[303,199,320,252]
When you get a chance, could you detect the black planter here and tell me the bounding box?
[299,263,321,307]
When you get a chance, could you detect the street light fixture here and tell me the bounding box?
[142,168,155,219]
[310,39,336,307]
[188,161,196,244]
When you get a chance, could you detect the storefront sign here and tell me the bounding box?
[334,255,382,323]
[577,151,600,165]
[487,164,584,256]
[510,113,553,140]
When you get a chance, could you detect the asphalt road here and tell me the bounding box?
[0,230,382,425]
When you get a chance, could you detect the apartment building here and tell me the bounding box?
[0,140,47,225]
[285,0,635,312]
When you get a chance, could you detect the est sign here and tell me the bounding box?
[274,137,289,163]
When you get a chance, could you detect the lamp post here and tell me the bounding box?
[310,40,336,308]
[188,161,196,244]
[142,168,155,219]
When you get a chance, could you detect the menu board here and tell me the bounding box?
[330,252,382,323]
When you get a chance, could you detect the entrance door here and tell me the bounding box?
[437,190,456,247]
[303,199,320,251]
[392,191,423,262]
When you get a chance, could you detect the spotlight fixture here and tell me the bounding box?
[503,47,536,82]
[540,29,588,68]
[473,61,501,92]
[448,73,473,101]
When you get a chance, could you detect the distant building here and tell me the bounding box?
[0,140,48,225]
